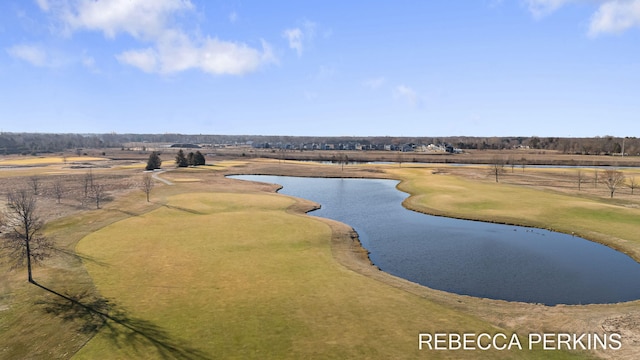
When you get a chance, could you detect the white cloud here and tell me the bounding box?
[524,0,576,18]
[283,20,317,57]
[81,52,96,70]
[7,44,48,66]
[229,11,238,24]
[116,48,158,73]
[524,0,640,36]
[393,85,419,106]
[7,43,98,69]
[315,65,334,81]
[117,31,275,75]
[6,43,70,67]
[34,0,274,75]
[589,0,640,36]
[302,20,317,39]
[283,28,304,56]
[364,77,386,90]
[59,0,193,39]
[36,0,50,12]
[199,38,275,76]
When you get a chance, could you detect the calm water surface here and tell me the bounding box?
[231,175,640,305]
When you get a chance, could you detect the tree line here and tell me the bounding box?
[175,150,205,167]
[0,133,117,155]
[2,132,638,156]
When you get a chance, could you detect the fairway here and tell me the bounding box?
[3,159,635,359]
[72,182,582,359]
[390,166,640,260]
[0,156,106,166]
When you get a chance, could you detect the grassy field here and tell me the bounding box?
[68,162,603,359]
[0,156,106,166]
[388,165,640,259]
[73,188,564,359]
[3,157,640,359]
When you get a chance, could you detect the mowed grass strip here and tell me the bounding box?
[392,167,640,248]
[73,189,579,359]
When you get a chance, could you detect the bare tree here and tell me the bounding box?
[52,178,65,204]
[339,153,349,171]
[594,169,598,188]
[142,173,154,202]
[628,176,637,195]
[89,184,107,209]
[489,157,505,183]
[601,169,625,198]
[1,190,52,283]
[520,158,527,173]
[396,152,403,168]
[83,170,94,199]
[577,170,586,191]
[30,176,40,195]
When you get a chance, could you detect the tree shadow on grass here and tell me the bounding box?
[105,207,146,218]
[158,203,206,215]
[50,246,112,268]
[33,281,210,360]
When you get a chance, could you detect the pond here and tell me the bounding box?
[230,175,640,305]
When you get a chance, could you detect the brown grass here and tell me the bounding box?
[1,156,638,359]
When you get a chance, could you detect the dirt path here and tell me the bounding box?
[151,169,173,185]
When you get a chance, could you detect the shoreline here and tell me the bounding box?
[228,170,640,305]
[225,161,640,359]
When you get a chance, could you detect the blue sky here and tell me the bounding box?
[1,0,639,137]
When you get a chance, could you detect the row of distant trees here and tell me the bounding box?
[582,169,633,198]
[448,135,638,155]
[1,132,638,156]
[0,133,119,155]
[17,170,115,209]
[489,157,635,198]
[0,169,143,283]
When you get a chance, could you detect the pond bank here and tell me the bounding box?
[225,159,640,360]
